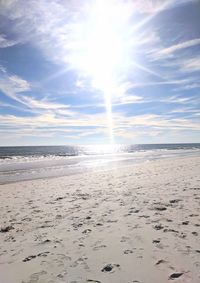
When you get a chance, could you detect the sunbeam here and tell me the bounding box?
[66,0,134,143]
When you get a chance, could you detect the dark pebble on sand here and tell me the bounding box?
[153,239,160,243]
[155,207,167,211]
[87,280,101,283]
[0,226,14,233]
[169,199,181,204]
[55,197,64,201]
[42,239,51,243]
[155,259,166,265]
[182,221,189,225]
[82,229,92,234]
[101,264,113,272]
[169,272,183,280]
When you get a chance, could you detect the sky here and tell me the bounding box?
[0,0,200,146]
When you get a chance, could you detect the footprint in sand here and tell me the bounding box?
[154,224,164,230]
[124,249,134,254]
[101,263,120,273]
[23,252,49,262]
[93,245,107,251]
[26,271,47,283]
[120,236,130,242]
[169,199,181,204]
[82,228,92,234]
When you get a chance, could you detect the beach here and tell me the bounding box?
[0,156,200,283]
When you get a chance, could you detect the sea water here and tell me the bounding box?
[0,143,200,184]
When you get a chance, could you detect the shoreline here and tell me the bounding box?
[1,153,200,186]
[0,156,200,283]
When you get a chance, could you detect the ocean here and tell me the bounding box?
[0,143,200,184]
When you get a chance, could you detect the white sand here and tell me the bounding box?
[0,156,200,283]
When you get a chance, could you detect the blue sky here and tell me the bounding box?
[0,0,200,145]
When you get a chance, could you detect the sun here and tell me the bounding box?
[68,0,134,143]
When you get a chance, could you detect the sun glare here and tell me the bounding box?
[69,0,134,143]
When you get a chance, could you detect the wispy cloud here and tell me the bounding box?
[169,107,199,114]
[1,112,199,133]
[0,68,75,113]
[114,95,143,105]
[0,108,199,146]
[162,95,194,104]
[21,96,72,112]
[180,56,200,72]
[155,38,200,59]
[0,33,18,48]
[0,72,31,103]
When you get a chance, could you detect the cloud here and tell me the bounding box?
[114,94,143,105]
[128,79,193,89]
[115,127,163,140]
[162,95,195,104]
[0,72,31,103]
[0,111,108,129]
[106,81,144,105]
[137,31,161,47]
[180,56,200,72]
[21,96,72,111]
[0,110,199,146]
[0,33,18,48]
[169,107,199,114]
[154,38,200,59]
[130,0,195,32]
[115,113,200,131]
[132,0,198,15]
[0,68,75,114]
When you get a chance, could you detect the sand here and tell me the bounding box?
[0,156,200,283]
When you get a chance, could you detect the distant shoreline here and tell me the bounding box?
[0,142,200,147]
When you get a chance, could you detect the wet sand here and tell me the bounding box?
[0,156,200,283]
